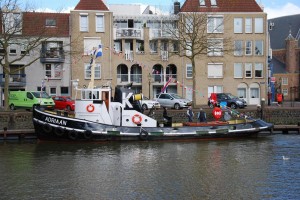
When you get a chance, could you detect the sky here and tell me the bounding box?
[23,0,300,19]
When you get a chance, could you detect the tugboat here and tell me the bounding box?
[32,50,273,142]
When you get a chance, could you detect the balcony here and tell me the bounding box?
[0,74,26,87]
[40,49,65,63]
[114,28,144,40]
[149,29,178,40]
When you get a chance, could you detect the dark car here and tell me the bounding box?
[208,93,247,109]
[52,96,75,111]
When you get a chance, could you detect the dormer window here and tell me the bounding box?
[46,19,56,27]
[199,0,205,6]
[210,0,217,6]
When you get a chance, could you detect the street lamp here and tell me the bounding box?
[147,73,152,98]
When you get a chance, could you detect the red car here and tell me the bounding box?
[52,96,75,111]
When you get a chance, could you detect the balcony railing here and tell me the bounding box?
[115,28,143,40]
[0,73,26,87]
[131,74,142,83]
[149,29,178,40]
[125,50,134,61]
[117,74,129,83]
[161,51,168,61]
[40,49,65,63]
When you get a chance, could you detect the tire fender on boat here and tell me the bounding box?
[43,123,53,133]
[139,128,148,140]
[54,126,65,137]
[83,130,93,139]
[68,130,78,140]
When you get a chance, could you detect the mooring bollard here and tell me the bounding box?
[3,127,7,140]
[261,98,265,120]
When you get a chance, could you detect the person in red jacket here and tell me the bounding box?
[277,93,283,106]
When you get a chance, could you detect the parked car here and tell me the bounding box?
[140,96,160,110]
[9,91,54,110]
[52,96,75,111]
[208,93,247,109]
[154,93,192,110]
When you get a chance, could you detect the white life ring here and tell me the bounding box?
[132,114,142,124]
[86,104,95,112]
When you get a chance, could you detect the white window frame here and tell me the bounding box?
[207,63,223,78]
[245,63,252,78]
[80,14,89,32]
[96,14,104,32]
[49,87,57,96]
[199,0,205,6]
[210,0,217,6]
[255,18,263,33]
[245,40,252,55]
[83,37,101,55]
[84,63,101,79]
[234,63,243,78]
[208,86,223,98]
[207,38,223,56]
[9,44,17,55]
[186,41,192,56]
[185,17,193,33]
[207,16,224,33]
[254,63,263,78]
[245,18,252,33]
[255,40,263,56]
[282,77,288,85]
[234,40,243,56]
[234,18,243,33]
[186,64,193,79]
[45,63,62,79]
[282,88,288,96]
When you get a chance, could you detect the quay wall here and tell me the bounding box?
[0,108,300,131]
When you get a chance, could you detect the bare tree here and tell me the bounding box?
[0,0,72,110]
[163,12,232,106]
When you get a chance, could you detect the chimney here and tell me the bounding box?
[174,1,180,14]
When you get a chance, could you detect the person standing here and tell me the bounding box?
[187,106,194,122]
[197,108,206,122]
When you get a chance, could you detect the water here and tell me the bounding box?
[0,135,300,200]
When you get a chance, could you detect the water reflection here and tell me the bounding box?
[0,135,299,199]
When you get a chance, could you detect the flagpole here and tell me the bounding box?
[88,53,96,89]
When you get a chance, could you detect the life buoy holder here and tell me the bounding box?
[86,104,95,112]
[132,114,142,125]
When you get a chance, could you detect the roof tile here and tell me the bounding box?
[74,0,109,11]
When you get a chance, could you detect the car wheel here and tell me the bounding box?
[10,104,15,110]
[230,104,237,109]
[142,104,148,110]
[174,103,180,110]
[66,105,71,111]
[209,103,214,109]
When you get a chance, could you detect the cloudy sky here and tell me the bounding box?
[23,0,300,19]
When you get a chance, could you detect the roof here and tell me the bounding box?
[180,0,263,12]
[268,14,300,49]
[74,0,109,11]
[271,57,286,74]
[22,12,70,37]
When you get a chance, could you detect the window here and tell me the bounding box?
[207,16,223,33]
[186,64,193,78]
[9,44,17,54]
[45,64,62,79]
[208,63,223,78]
[171,41,179,52]
[85,63,101,79]
[96,14,104,32]
[255,18,263,33]
[185,17,193,33]
[234,18,243,33]
[186,41,192,56]
[210,0,217,6]
[245,63,252,78]
[234,63,243,78]
[282,77,288,85]
[245,41,252,55]
[150,40,158,53]
[250,88,259,98]
[80,14,88,32]
[234,40,243,56]
[282,88,288,96]
[84,37,101,55]
[37,86,46,92]
[208,39,223,56]
[255,40,263,55]
[254,63,263,78]
[46,19,56,27]
[199,0,205,6]
[237,88,246,99]
[208,86,223,98]
[49,87,57,96]
[3,13,22,33]
[61,87,69,96]
[245,18,252,33]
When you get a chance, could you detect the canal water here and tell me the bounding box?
[0,134,300,200]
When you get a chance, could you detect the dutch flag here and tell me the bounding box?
[95,45,103,58]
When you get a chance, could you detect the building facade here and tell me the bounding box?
[70,0,268,106]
